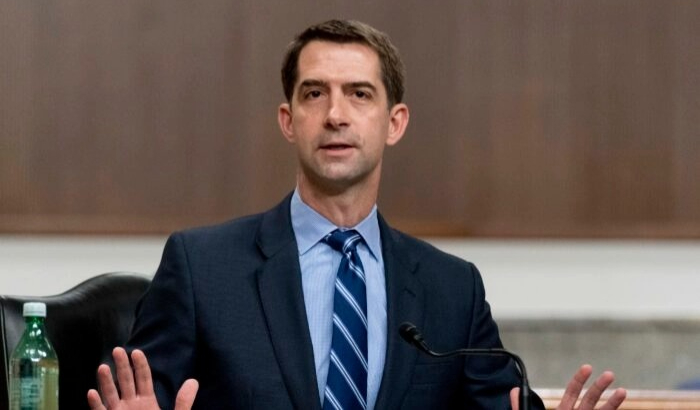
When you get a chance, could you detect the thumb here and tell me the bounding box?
[510,387,520,410]
[174,379,199,410]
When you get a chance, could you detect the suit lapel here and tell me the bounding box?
[374,215,425,409]
[256,195,322,410]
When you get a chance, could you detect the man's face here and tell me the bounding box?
[278,40,408,194]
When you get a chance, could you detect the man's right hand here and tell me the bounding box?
[87,347,199,410]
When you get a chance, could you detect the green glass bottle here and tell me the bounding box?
[9,302,59,410]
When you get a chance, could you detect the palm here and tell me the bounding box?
[510,365,626,410]
[87,348,198,410]
[103,397,160,410]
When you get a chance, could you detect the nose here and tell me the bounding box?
[324,93,349,130]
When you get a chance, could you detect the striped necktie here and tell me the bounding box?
[322,229,368,410]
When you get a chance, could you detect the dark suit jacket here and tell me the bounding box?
[127,194,543,409]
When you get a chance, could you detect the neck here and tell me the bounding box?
[296,175,379,228]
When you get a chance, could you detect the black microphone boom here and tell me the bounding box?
[399,322,531,410]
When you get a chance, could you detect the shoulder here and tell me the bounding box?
[175,213,264,246]
[383,225,489,321]
[168,214,263,249]
[383,223,478,274]
[169,193,293,253]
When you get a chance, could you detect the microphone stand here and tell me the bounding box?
[399,322,530,410]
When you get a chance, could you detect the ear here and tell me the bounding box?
[278,103,295,143]
[385,103,409,146]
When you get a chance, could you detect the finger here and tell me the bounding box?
[95,364,121,409]
[510,387,520,410]
[175,379,199,410]
[86,389,107,410]
[597,388,627,410]
[113,347,137,400]
[131,349,155,396]
[557,364,593,410]
[578,370,615,409]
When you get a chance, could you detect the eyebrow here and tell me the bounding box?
[299,79,328,89]
[297,79,378,93]
[344,81,378,93]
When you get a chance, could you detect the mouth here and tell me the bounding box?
[319,140,357,152]
[320,143,354,150]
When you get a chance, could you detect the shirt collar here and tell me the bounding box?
[290,189,381,260]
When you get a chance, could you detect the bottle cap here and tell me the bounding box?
[23,302,47,317]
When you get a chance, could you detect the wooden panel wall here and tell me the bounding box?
[1,1,699,237]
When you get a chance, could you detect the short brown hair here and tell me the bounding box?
[281,20,406,107]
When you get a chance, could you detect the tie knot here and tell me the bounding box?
[324,229,362,254]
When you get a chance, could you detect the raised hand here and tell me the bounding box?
[510,364,627,410]
[87,347,198,410]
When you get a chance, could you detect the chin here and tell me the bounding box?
[301,163,377,191]
[306,174,363,194]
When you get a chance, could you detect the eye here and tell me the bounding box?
[305,90,322,99]
[354,90,370,99]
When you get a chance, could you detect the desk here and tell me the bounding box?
[537,388,700,409]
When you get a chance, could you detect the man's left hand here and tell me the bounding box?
[510,364,627,410]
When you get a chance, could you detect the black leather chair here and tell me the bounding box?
[0,272,151,409]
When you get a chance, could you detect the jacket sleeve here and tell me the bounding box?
[126,232,197,410]
[461,263,545,410]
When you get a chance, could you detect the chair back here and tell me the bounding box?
[0,272,150,409]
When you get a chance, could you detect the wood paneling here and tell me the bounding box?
[1,1,699,237]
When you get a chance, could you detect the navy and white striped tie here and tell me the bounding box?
[322,229,368,410]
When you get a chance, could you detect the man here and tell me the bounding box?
[88,20,627,409]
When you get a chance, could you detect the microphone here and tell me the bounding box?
[399,322,531,410]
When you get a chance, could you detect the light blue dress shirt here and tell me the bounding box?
[291,190,387,410]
